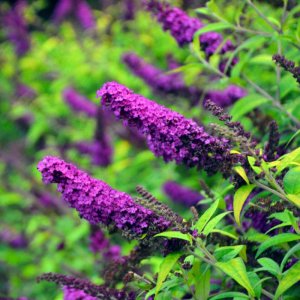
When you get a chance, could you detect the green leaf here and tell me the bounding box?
[197,266,211,300]
[248,272,262,298]
[234,166,250,185]
[276,148,300,174]
[216,258,255,296]
[223,36,266,74]
[283,167,300,195]
[257,258,281,277]
[203,212,231,235]
[280,243,300,271]
[215,245,246,262]
[256,233,300,258]
[230,94,270,121]
[154,231,192,245]
[233,184,255,226]
[248,156,262,174]
[194,198,220,232]
[209,292,249,300]
[211,229,238,240]
[195,22,233,37]
[194,7,210,16]
[274,261,300,299]
[286,194,300,208]
[155,252,181,298]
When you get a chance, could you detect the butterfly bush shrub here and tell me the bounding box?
[1,0,300,299]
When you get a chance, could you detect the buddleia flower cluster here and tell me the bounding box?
[53,0,95,29]
[163,181,204,207]
[63,88,113,166]
[123,52,201,102]
[144,0,234,58]
[37,156,170,237]
[2,0,30,56]
[98,82,241,176]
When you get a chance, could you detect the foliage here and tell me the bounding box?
[0,0,300,299]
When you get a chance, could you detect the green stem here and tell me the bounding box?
[262,288,275,299]
[245,0,281,33]
[252,179,291,204]
[275,40,282,102]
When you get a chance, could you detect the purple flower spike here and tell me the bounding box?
[145,1,235,58]
[205,85,247,108]
[75,137,112,167]
[98,82,236,176]
[89,228,110,253]
[63,87,97,118]
[145,0,203,46]
[123,52,201,101]
[75,0,96,29]
[3,0,30,56]
[37,156,170,236]
[63,286,98,300]
[0,229,27,249]
[53,0,95,29]
[163,181,203,207]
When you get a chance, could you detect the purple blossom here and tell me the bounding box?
[123,52,201,101]
[63,87,97,118]
[89,230,121,260]
[0,229,27,249]
[163,181,204,207]
[104,245,121,261]
[75,137,112,167]
[64,89,113,166]
[145,0,203,46]
[145,1,234,57]
[205,85,247,108]
[123,0,135,20]
[3,0,30,56]
[200,32,234,58]
[75,0,96,29]
[37,156,170,236]
[53,0,95,29]
[89,228,109,253]
[98,82,236,176]
[63,286,98,300]
[15,83,36,99]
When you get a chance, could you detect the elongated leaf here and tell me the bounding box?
[280,243,300,271]
[233,185,255,226]
[248,272,262,298]
[194,198,220,232]
[286,194,300,208]
[215,245,245,262]
[257,258,280,277]
[216,258,255,296]
[155,231,192,244]
[234,166,250,185]
[155,252,181,297]
[209,292,249,300]
[230,95,270,121]
[276,148,300,174]
[285,129,300,147]
[283,167,300,195]
[203,212,231,235]
[274,261,300,299]
[195,22,233,37]
[211,229,238,240]
[197,267,211,300]
[256,233,300,257]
